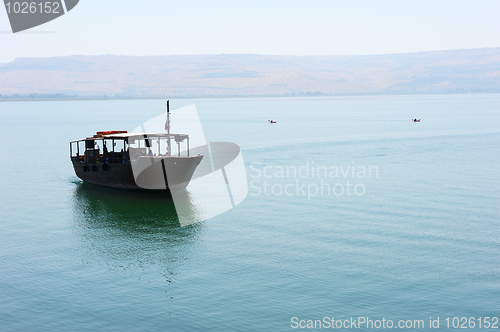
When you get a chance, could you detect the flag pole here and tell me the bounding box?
[167,100,171,156]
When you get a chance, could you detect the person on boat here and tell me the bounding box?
[147,150,153,156]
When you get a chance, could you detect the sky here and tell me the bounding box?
[1,0,500,63]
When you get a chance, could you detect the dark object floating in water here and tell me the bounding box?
[412,118,421,122]
[268,119,277,124]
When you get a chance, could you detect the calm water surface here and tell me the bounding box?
[0,95,499,331]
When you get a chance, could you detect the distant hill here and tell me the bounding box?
[1,48,500,99]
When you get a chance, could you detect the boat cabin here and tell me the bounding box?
[70,131,192,165]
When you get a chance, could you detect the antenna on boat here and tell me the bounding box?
[166,100,171,156]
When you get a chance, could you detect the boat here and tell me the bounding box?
[412,119,421,122]
[69,102,203,191]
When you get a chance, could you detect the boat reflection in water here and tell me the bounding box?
[71,182,202,280]
[72,181,203,228]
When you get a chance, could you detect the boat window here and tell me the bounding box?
[103,139,113,153]
[70,142,77,157]
[94,139,103,154]
[70,141,86,158]
[128,138,139,149]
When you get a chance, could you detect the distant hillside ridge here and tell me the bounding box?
[1,48,499,99]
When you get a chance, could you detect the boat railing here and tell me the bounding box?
[70,132,191,164]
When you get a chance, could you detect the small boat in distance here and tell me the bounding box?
[69,101,203,190]
[268,119,277,124]
[412,118,421,122]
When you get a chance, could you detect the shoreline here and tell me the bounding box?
[2,91,500,102]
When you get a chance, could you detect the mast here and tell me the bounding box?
[167,100,171,156]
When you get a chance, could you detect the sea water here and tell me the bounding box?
[0,95,499,331]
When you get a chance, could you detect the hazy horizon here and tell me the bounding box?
[2,46,499,64]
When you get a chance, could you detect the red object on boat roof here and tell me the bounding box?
[93,130,128,138]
